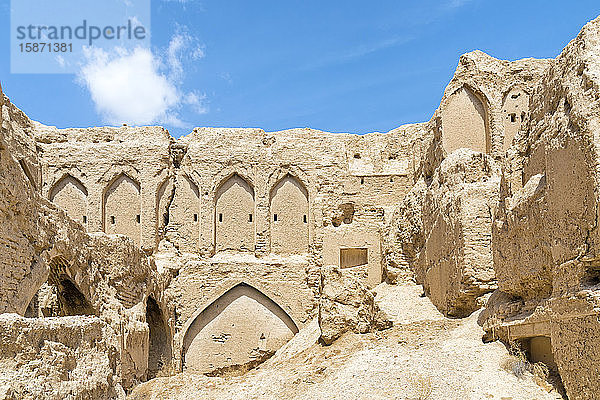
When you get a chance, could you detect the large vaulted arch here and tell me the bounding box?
[182,283,298,374]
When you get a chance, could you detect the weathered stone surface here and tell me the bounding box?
[481,15,600,400]
[0,314,124,400]
[318,266,391,345]
[419,149,499,316]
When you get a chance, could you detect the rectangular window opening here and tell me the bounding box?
[340,248,368,268]
[510,113,516,123]
[83,215,87,224]
[111,216,115,225]
[136,214,141,224]
[248,214,253,222]
[193,213,198,222]
[273,214,278,222]
[218,213,223,222]
[303,215,307,223]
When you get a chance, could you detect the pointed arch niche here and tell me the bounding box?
[103,173,141,245]
[441,86,491,154]
[270,174,309,255]
[214,174,255,252]
[49,174,88,226]
[182,283,298,373]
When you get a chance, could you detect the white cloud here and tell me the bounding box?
[167,32,205,81]
[78,33,207,127]
[184,92,208,114]
[445,0,474,9]
[79,47,179,126]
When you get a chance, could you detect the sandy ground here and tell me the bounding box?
[130,283,563,400]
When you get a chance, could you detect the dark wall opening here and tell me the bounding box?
[57,279,95,316]
[146,296,171,380]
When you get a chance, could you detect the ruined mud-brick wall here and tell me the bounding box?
[385,51,550,316]
[0,88,157,395]
[35,124,172,252]
[478,16,600,400]
[31,110,429,375]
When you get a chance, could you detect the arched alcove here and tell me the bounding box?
[214,174,255,252]
[49,174,88,226]
[441,86,491,154]
[103,173,141,245]
[270,174,309,254]
[146,297,171,379]
[182,283,298,374]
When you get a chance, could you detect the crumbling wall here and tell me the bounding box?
[437,50,550,158]
[482,16,600,400]
[0,314,124,399]
[418,149,499,316]
[0,93,157,394]
[385,50,549,317]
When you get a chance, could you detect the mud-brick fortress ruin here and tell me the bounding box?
[5,15,600,400]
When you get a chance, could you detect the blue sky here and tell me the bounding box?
[1,1,600,138]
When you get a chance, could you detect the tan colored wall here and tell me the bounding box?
[215,174,255,252]
[418,149,499,316]
[182,283,297,373]
[323,225,382,287]
[441,86,489,154]
[49,175,88,227]
[104,174,142,246]
[167,173,200,251]
[36,125,172,252]
[501,88,529,151]
[270,175,309,255]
